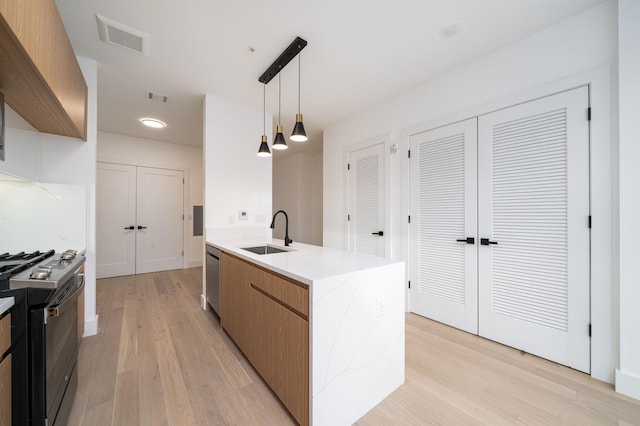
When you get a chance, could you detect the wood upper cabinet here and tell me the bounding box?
[220,253,309,426]
[0,0,87,140]
[1,313,11,426]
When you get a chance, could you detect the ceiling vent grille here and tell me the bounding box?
[96,14,151,56]
[146,92,168,103]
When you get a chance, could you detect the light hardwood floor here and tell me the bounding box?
[68,269,640,425]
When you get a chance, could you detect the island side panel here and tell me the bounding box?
[310,262,405,426]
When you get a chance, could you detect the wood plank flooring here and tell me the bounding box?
[68,268,640,425]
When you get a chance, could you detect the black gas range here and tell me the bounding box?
[0,249,85,426]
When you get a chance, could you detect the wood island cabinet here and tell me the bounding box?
[220,252,309,426]
[0,312,11,426]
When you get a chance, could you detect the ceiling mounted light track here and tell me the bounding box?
[258,37,307,84]
[256,36,308,156]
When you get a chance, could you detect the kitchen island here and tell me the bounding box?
[206,238,405,426]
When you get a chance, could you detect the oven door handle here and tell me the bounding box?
[46,274,85,321]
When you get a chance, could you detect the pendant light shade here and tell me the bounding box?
[257,135,271,157]
[257,84,271,157]
[273,125,287,149]
[290,54,308,142]
[291,114,307,142]
[272,74,288,150]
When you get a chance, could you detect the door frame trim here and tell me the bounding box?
[96,161,188,273]
[343,134,392,258]
[401,65,613,383]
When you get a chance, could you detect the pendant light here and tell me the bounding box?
[257,83,271,157]
[290,53,308,142]
[272,73,287,150]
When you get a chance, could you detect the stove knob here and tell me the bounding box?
[61,250,77,260]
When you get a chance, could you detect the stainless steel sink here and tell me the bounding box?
[241,245,292,255]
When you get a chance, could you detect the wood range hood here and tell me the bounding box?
[0,0,87,140]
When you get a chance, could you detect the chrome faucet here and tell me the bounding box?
[270,210,292,246]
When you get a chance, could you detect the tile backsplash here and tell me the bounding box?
[0,172,86,253]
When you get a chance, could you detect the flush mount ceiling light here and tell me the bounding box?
[257,36,307,156]
[257,84,271,157]
[140,118,166,128]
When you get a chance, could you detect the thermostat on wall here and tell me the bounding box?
[239,210,248,220]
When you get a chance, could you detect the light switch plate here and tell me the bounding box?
[239,210,248,220]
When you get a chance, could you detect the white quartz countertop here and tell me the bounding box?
[206,238,402,285]
[0,297,15,316]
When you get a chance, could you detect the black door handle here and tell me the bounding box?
[371,231,384,236]
[480,238,498,245]
[456,237,475,244]
[123,226,135,230]
[138,226,148,230]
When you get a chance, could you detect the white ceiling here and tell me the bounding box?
[55,0,603,156]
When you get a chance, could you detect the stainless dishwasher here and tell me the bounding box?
[205,245,221,316]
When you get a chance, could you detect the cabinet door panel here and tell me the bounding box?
[254,290,309,425]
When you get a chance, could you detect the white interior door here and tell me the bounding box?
[96,162,136,278]
[477,87,590,372]
[348,143,385,256]
[135,166,184,274]
[409,119,478,334]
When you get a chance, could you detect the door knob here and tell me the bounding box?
[456,237,475,244]
[123,226,135,230]
[138,226,148,230]
[371,231,384,236]
[480,238,498,245]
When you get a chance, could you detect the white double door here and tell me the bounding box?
[96,163,184,278]
[409,87,591,372]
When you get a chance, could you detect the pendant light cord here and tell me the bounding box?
[297,54,301,113]
[278,74,281,124]
[263,83,266,134]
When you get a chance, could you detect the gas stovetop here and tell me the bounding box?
[0,249,85,290]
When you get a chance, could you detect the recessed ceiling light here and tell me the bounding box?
[439,20,466,39]
[140,118,166,128]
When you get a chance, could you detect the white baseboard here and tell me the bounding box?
[200,294,207,310]
[616,368,640,401]
[187,258,203,268]
[83,315,99,337]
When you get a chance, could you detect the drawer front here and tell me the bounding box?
[249,266,309,318]
[0,314,10,356]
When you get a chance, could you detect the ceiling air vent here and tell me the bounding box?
[146,92,168,103]
[96,14,151,56]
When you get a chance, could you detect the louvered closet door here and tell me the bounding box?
[348,143,385,256]
[478,87,590,372]
[409,118,478,334]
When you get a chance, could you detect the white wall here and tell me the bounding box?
[202,94,273,306]
[0,56,99,337]
[203,95,272,239]
[97,131,204,268]
[273,152,323,246]
[615,0,640,401]
[323,1,620,385]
